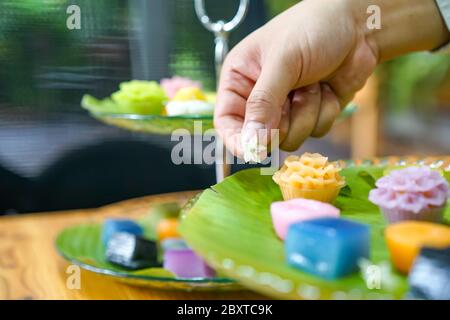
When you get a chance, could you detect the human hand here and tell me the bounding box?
[214,0,449,160]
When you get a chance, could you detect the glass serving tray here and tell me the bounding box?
[90,111,214,135]
[55,221,241,291]
[88,103,357,135]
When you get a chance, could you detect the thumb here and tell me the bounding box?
[241,56,295,153]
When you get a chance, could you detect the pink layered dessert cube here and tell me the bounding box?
[271,198,340,240]
[163,248,215,278]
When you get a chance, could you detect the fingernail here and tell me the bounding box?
[242,121,266,144]
[306,84,319,94]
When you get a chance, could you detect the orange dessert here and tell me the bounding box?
[156,218,181,241]
[385,221,450,274]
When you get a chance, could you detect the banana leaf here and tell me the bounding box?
[82,94,214,134]
[55,222,239,291]
[55,223,174,277]
[180,166,450,299]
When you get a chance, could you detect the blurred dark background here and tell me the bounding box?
[0,0,274,214]
[1,0,449,214]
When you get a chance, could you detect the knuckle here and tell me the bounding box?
[281,143,299,152]
[246,90,274,112]
[280,138,302,152]
[311,114,336,137]
[311,127,332,138]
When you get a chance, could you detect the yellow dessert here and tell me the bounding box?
[165,87,214,116]
[273,153,345,202]
[173,87,205,101]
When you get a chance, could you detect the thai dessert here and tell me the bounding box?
[105,232,159,270]
[160,238,189,251]
[163,247,215,278]
[369,167,449,223]
[408,247,450,300]
[81,77,215,116]
[74,152,450,296]
[156,217,180,241]
[111,80,167,115]
[270,198,340,240]
[102,219,143,245]
[160,76,202,99]
[165,87,214,116]
[285,217,370,279]
[100,206,216,278]
[273,153,345,203]
[385,221,450,273]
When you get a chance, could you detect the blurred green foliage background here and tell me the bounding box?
[380,53,450,112]
[1,0,450,116]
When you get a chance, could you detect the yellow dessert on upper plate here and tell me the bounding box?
[165,87,214,116]
[273,153,345,203]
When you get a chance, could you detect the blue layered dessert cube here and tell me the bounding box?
[102,219,144,245]
[285,217,370,279]
[105,233,159,270]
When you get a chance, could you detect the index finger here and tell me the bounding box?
[214,65,256,158]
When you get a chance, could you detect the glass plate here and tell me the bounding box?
[90,111,213,135]
[180,156,450,299]
[89,103,358,135]
[55,222,241,291]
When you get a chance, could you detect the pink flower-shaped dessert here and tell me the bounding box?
[271,198,340,240]
[160,76,202,99]
[369,167,449,223]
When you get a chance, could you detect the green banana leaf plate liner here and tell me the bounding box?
[82,94,213,135]
[180,157,450,299]
[55,222,240,291]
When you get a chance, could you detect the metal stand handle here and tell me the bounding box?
[194,0,249,182]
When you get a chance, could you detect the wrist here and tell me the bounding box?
[347,0,450,62]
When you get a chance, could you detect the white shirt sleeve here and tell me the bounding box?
[434,0,450,53]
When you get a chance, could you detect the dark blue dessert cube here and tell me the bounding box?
[105,232,159,270]
[408,247,450,300]
[285,217,370,279]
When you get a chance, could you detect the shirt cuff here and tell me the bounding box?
[433,0,450,53]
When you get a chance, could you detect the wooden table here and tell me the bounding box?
[0,191,266,300]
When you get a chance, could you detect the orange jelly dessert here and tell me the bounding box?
[156,218,181,241]
[385,221,450,274]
